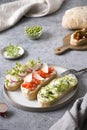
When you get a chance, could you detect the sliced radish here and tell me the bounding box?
[6,75,18,83]
[10,75,19,82]
[24,73,32,82]
[0,103,8,117]
[6,74,11,80]
[33,72,44,80]
[41,63,48,73]
[26,68,32,73]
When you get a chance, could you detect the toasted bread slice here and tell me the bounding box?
[4,74,23,91]
[37,74,78,107]
[21,69,57,100]
[5,82,22,91]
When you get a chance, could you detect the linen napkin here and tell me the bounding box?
[49,93,87,130]
[0,0,65,32]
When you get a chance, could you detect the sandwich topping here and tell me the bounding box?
[73,28,87,40]
[37,74,78,102]
[21,74,41,90]
[70,28,87,46]
[21,64,54,91]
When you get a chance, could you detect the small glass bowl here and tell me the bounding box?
[25,26,42,40]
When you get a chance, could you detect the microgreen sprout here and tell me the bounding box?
[5,44,21,57]
[28,57,41,67]
[25,26,42,39]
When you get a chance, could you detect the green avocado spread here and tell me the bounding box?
[37,74,78,102]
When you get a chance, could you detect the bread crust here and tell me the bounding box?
[5,81,23,91]
[62,6,87,29]
[21,70,57,100]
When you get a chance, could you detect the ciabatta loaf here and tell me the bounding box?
[21,63,57,100]
[37,74,78,107]
[62,6,87,29]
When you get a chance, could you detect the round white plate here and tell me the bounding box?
[1,46,24,60]
[3,65,78,112]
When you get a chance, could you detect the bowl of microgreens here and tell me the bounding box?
[1,44,24,60]
[25,26,42,40]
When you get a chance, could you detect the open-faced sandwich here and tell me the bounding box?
[4,62,28,91]
[21,63,57,100]
[4,58,42,91]
[70,28,87,46]
[37,74,78,107]
[4,70,23,91]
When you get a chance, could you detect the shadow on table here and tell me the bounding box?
[6,110,15,119]
[41,31,52,40]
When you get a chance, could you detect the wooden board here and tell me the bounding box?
[54,33,87,55]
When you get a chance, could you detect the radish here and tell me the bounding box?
[24,73,32,82]
[41,63,48,73]
[33,72,44,80]
[26,68,32,73]
[6,74,18,83]
[0,103,8,117]
[6,74,11,80]
[10,75,18,82]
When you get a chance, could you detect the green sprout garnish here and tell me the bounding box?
[4,79,9,86]
[15,62,28,73]
[37,57,41,63]
[29,60,36,67]
[15,62,22,69]
[6,70,11,74]
[6,68,18,75]
[25,26,42,39]
[28,57,41,67]
[5,58,41,81]
[5,44,20,57]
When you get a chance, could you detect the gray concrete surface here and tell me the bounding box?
[0,0,87,130]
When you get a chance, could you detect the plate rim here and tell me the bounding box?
[1,46,25,60]
[3,65,78,112]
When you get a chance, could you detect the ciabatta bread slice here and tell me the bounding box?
[4,74,23,91]
[70,28,87,46]
[37,74,78,107]
[21,64,57,100]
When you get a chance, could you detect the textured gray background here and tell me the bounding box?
[0,0,87,130]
